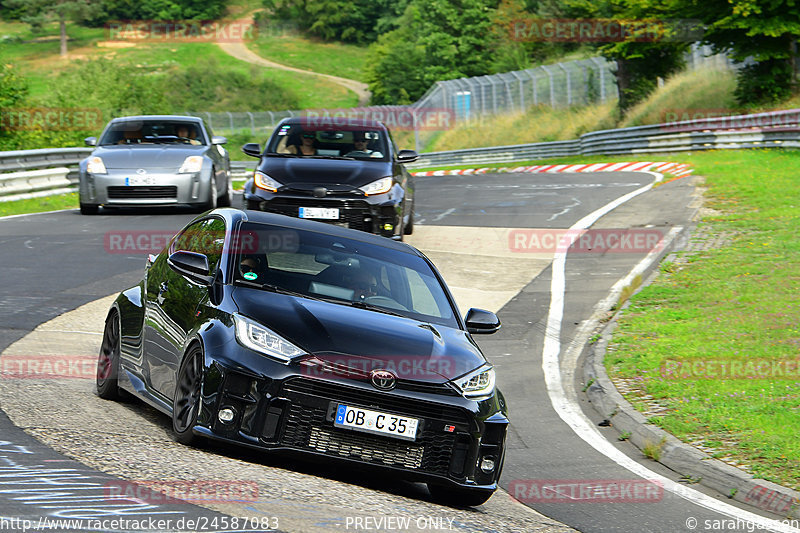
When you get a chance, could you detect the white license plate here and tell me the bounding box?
[334,404,419,441]
[125,176,156,186]
[299,207,339,220]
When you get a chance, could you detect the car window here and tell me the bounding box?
[234,223,457,327]
[266,124,389,161]
[172,218,226,272]
[99,120,207,146]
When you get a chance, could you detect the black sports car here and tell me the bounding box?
[241,118,417,239]
[97,209,508,506]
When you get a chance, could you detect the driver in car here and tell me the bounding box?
[346,269,379,300]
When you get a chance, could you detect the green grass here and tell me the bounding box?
[248,30,368,82]
[0,192,78,217]
[605,149,800,489]
[0,19,358,115]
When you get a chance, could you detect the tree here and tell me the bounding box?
[668,0,800,105]
[365,0,500,105]
[6,0,102,56]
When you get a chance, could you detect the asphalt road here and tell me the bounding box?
[0,173,794,533]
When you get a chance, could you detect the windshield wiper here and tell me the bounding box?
[234,279,321,300]
[345,300,405,317]
[264,152,302,158]
[304,155,356,161]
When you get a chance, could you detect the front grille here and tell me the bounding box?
[278,378,469,477]
[282,378,470,422]
[308,426,424,469]
[107,186,177,199]
[264,199,373,232]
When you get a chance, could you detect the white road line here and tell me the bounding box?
[541,171,800,532]
[0,209,76,221]
[433,208,455,222]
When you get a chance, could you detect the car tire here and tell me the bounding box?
[80,202,98,215]
[96,310,122,400]
[426,483,494,507]
[218,175,232,207]
[403,206,414,235]
[172,346,203,445]
[202,174,218,212]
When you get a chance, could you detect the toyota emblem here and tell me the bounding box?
[136,168,147,175]
[370,369,396,391]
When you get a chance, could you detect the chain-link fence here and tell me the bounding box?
[187,44,732,140]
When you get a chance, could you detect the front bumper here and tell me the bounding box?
[80,170,211,206]
[245,188,401,238]
[198,361,508,490]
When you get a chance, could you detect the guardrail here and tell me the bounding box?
[2,109,799,198]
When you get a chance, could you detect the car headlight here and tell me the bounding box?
[233,314,305,363]
[254,170,283,193]
[86,157,107,174]
[178,156,204,174]
[452,364,496,399]
[359,176,393,196]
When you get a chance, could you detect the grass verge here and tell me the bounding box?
[0,192,78,217]
[605,149,800,489]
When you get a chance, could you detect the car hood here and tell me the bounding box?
[258,157,391,188]
[231,287,484,382]
[89,145,206,169]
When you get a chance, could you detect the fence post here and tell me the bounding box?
[590,57,606,103]
[557,63,571,106]
[247,112,255,135]
[511,71,524,112]
[540,65,555,108]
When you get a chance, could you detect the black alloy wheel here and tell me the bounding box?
[172,346,203,444]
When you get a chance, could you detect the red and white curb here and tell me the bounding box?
[412,161,693,177]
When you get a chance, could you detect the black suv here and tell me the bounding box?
[242,118,417,239]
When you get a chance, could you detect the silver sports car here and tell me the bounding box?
[78,115,231,215]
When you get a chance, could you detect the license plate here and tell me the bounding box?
[334,404,419,441]
[125,176,155,186]
[299,207,339,220]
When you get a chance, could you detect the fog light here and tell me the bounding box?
[218,407,236,423]
[479,456,495,474]
[383,223,393,231]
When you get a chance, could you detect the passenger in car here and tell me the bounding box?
[117,129,142,144]
[287,132,318,155]
[240,256,267,280]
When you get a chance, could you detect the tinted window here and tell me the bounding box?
[233,223,457,327]
[266,123,389,161]
[99,120,206,146]
[172,218,226,272]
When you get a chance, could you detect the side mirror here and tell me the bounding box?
[167,251,212,285]
[211,136,227,145]
[84,137,97,147]
[396,149,418,163]
[464,308,501,335]
[242,143,262,158]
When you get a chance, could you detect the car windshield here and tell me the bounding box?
[232,223,458,327]
[99,120,206,146]
[265,124,389,161]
